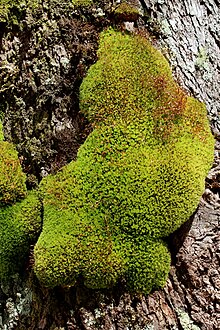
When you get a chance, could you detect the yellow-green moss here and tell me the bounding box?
[123,238,171,293]
[0,134,42,280]
[34,28,214,294]
[0,0,39,23]
[72,0,93,7]
[0,141,27,205]
[0,191,42,280]
[113,2,140,22]
[0,120,3,141]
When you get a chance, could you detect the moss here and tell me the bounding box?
[0,141,27,205]
[35,170,126,288]
[0,136,42,280]
[0,192,42,280]
[0,119,3,141]
[0,0,39,24]
[34,28,214,293]
[0,0,24,23]
[113,2,140,22]
[123,238,171,293]
[72,0,93,7]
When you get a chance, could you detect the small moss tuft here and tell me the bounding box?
[0,120,3,141]
[0,192,42,280]
[0,0,40,24]
[123,238,171,294]
[0,141,27,205]
[72,0,94,7]
[113,2,140,22]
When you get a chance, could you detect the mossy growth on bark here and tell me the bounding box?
[0,0,38,23]
[113,2,140,22]
[0,192,42,281]
[34,28,214,294]
[0,120,3,141]
[0,141,27,205]
[0,119,42,280]
[72,0,94,7]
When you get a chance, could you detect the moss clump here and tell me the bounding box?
[0,0,39,24]
[0,141,27,205]
[113,2,140,22]
[0,120,3,141]
[34,28,214,294]
[34,167,126,288]
[123,238,171,293]
[72,0,93,7]
[0,0,24,23]
[0,192,42,280]
[0,128,42,280]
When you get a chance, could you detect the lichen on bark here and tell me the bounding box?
[0,0,100,185]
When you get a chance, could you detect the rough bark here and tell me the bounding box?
[0,0,219,329]
[0,0,103,184]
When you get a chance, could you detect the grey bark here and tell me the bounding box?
[0,0,219,329]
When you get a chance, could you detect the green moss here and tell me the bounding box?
[34,168,126,288]
[0,192,42,280]
[0,0,23,23]
[0,141,27,205]
[0,0,39,23]
[0,135,42,280]
[113,2,140,22]
[123,238,171,293]
[72,0,93,7]
[0,135,41,280]
[0,120,3,141]
[34,28,214,293]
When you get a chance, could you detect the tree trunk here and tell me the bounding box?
[0,1,219,329]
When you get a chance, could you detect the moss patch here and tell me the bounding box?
[0,192,42,280]
[34,28,214,294]
[0,135,42,280]
[0,120,3,141]
[72,0,94,7]
[0,141,27,205]
[113,2,140,22]
[0,134,42,280]
[0,0,24,23]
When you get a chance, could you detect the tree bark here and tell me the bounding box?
[0,1,219,329]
